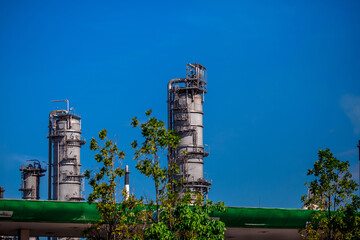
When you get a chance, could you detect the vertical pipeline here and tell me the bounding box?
[57,141,60,200]
[48,117,52,200]
[167,79,186,189]
[167,79,186,165]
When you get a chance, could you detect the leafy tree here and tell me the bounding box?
[84,129,151,240]
[131,109,180,223]
[85,111,226,240]
[131,110,226,239]
[301,148,360,240]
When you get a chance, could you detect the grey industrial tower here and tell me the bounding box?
[48,100,85,201]
[167,63,211,197]
[19,160,46,200]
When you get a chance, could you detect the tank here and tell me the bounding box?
[168,63,211,197]
[48,100,85,201]
[19,160,46,200]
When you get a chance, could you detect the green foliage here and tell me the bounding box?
[85,129,150,240]
[144,222,175,240]
[300,148,360,240]
[142,199,226,240]
[85,111,226,239]
[131,110,226,239]
[143,200,226,240]
[131,110,181,223]
[171,200,226,240]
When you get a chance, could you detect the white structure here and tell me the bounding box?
[48,100,85,201]
[167,63,211,197]
[19,160,46,200]
[125,165,130,200]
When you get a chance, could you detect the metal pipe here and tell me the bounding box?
[167,78,186,172]
[57,141,60,200]
[167,78,186,131]
[48,118,52,200]
[52,99,69,112]
[48,110,67,200]
[125,165,130,200]
[48,109,68,201]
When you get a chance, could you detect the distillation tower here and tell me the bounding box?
[19,160,46,200]
[167,63,211,197]
[48,100,85,201]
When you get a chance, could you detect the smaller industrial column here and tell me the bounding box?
[48,100,85,201]
[19,160,46,200]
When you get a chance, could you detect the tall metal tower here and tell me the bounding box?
[48,100,85,201]
[167,63,211,197]
[19,160,46,200]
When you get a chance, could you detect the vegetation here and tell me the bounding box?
[84,129,151,239]
[84,110,226,240]
[301,148,360,240]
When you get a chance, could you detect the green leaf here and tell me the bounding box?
[98,129,107,140]
[145,109,152,116]
[131,117,139,127]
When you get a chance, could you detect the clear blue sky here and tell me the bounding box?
[0,0,359,208]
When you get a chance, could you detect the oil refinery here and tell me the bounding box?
[1,63,212,204]
[0,63,214,239]
[0,63,359,240]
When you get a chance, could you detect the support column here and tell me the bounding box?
[18,229,30,240]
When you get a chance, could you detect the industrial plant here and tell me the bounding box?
[20,63,212,203]
[0,63,212,204]
[0,63,359,240]
[0,63,214,239]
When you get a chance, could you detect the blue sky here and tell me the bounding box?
[0,0,359,208]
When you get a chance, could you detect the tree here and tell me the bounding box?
[301,148,360,240]
[131,110,226,239]
[130,109,180,224]
[84,129,151,240]
[85,111,226,240]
